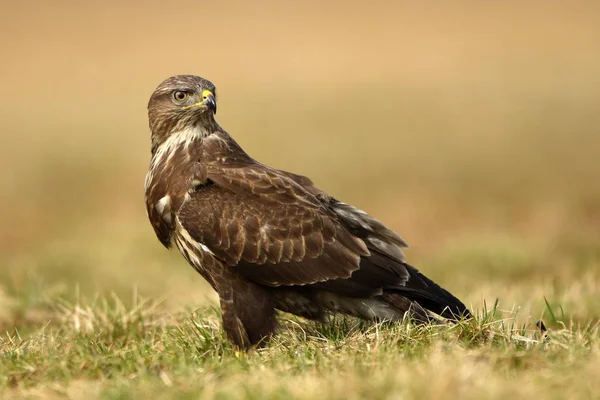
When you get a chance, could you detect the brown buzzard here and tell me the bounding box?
[145,75,470,349]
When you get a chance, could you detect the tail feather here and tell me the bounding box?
[328,198,470,321]
[391,264,471,320]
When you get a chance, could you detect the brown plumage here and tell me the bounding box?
[144,75,470,349]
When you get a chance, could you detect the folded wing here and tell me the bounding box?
[177,163,370,286]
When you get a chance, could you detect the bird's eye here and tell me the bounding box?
[173,91,188,102]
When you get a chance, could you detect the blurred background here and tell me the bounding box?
[1,1,599,327]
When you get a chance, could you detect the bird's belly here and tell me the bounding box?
[315,291,400,320]
[273,289,401,321]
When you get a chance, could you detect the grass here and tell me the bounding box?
[1,288,598,400]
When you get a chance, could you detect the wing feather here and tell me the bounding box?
[177,164,369,286]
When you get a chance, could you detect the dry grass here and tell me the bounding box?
[0,293,598,399]
[1,1,599,398]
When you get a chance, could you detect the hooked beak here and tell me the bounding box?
[181,90,217,114]
[201,90,217,114]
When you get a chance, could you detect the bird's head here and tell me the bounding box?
[147,75,218,151]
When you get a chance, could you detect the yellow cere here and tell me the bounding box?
[182,90,214,109]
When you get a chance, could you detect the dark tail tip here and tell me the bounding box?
[397,264,471,321]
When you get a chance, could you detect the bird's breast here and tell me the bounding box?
[145,138,205,246]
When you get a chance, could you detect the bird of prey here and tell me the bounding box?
[145,75,470,349]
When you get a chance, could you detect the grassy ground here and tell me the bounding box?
[1,2,600,399]
[0,293,599,399]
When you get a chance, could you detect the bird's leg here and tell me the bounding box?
[219,287,251,349]
[215,272,277,350]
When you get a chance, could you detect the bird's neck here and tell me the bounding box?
[150,118,218,155]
